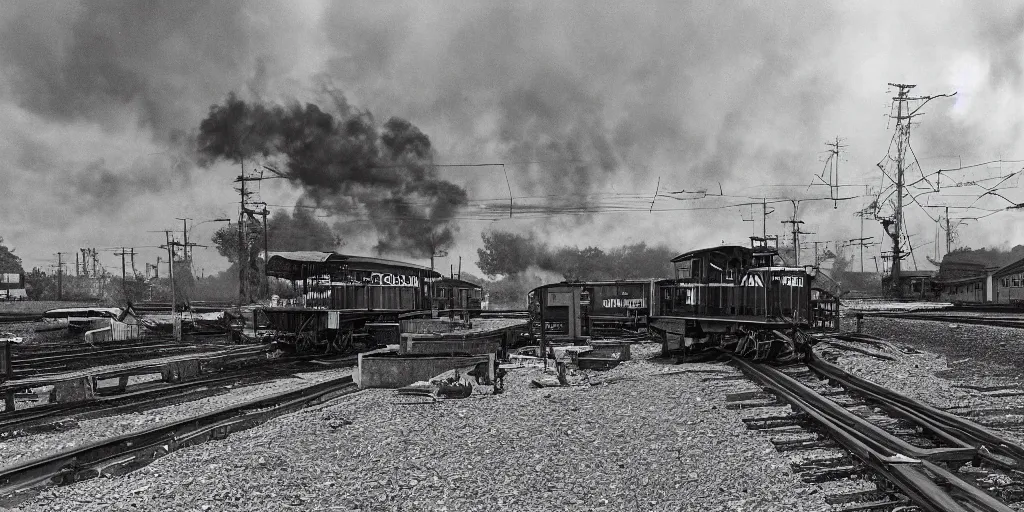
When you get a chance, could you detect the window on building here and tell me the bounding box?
[675,260,692,279]
[1014,276,1020,287]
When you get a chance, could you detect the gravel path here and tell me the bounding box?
[7,343,831,512]
[0,367,353,471]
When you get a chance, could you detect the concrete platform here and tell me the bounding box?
[398,319,526,356]
[356,352,495,389]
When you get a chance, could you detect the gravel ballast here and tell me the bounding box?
[0,368,353,471]
[7,343,832,512]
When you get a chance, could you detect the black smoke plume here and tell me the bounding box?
[195,93,467,258]
[477,230,675,281]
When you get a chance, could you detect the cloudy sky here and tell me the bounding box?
[1,0,1023,277]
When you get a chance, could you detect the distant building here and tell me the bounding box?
[937,255,1024,305]
[883,270,939,299]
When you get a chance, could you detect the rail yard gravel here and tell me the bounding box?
[820,326,1024,448]
[853,315,1024,382]
[6,343,833,512]
[0,368,353,471]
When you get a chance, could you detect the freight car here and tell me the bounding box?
[249,251,442,352]
[430,277,484,319]
[528,280,658,341]
[649,243,837,361]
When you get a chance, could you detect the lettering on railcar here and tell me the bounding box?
[544,322,567,332]
[601,298,647,309]
[365,273,420,287]
[740,274,765,287]
[773,276,804,287]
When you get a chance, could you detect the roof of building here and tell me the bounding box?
[671,245,752,263]
[938,274,988,286]
[994,256,1024,278]
[895,270,938,279]
[265,251,439,280]
[266,251,335,263]
[530,279,661,293]
[433,277,483,289]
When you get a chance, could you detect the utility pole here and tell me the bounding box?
[945,206,951,256]
[824,136,847,207]
[162,231,181,341]
[116,247,127,289]
[780,201,807,266]
[880,83,956,296]
[114,247,137,297]
[177,218,190,263]
[235,172,260,305]
[56,252,63,301]
[259,208,269,298]
[846,237,874,273]
[762,198,768,243]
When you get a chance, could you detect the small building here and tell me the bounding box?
[993,257,1024,305]
[938,273,992,304]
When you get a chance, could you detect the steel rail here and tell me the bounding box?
[0,374,356,500]
[730,355,1013,512]
[0,356,357,435]
[808,356,1024,469]
[862,312,1024,329]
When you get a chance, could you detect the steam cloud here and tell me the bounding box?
[195,93,468,258]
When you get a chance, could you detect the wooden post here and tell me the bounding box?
[3,339,13,411]
[539,292,547,370]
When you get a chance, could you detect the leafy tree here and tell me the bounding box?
[0,237,24,274]
[476,232,538,277]
[24,267,54,300]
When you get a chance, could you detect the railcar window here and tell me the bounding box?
[674,287,687,308]
[1015,277,1021,287]
[675,260,692,279]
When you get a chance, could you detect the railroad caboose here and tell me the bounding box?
[650,243,823,359]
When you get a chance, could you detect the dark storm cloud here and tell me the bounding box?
[0,0,259,139]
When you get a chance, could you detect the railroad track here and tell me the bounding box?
[0,354,357,439]
[861,311,1024,329]
[9,342,236,379]
[727,351,1024,511]
[0,373,358,505]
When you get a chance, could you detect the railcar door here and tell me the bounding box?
[580,287,592,336]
